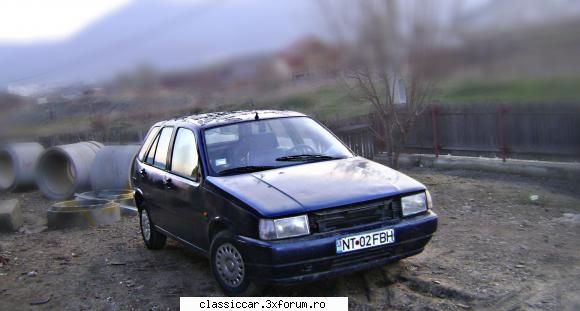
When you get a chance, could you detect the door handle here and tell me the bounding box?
[140,168,147,177]
[163,177,173,188]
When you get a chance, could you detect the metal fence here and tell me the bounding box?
[327,103,580,161]
[31,103,580,162]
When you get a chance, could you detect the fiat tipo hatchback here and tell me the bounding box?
[132,110,437,295]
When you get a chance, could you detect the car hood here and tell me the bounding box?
[206,157,425,218]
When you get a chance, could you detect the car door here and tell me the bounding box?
[141,126,174,229]
[164,127,205,248]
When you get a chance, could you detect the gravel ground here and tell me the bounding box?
[0,168,579,311]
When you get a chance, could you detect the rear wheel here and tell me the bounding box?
[139,207,166,250]
[210,231,261,296]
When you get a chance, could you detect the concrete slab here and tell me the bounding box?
[0,199,23,232]
[375,153,580,181]
[74,190,137,217]
[47,200,121,230]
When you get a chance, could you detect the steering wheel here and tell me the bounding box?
[288,144,316,155]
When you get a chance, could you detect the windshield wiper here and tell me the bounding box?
[275,154,344,162]
[217,166,276,176]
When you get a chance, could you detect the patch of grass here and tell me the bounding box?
[14,117,91,137]
[264,86,371,120]
[438,76,580,103]
[216,85,372,121]
[21,75,579,140]
[253,75,580,122]
[275,95,316,111]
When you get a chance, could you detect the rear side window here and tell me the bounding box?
[170,128,199,181]
[138,126,160,161]
[145,133,160,165]
[153,127,174,169]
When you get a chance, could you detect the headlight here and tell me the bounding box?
[402,192,428,217]
[259,215,310,240]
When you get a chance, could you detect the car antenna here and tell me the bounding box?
[254,112,259,120]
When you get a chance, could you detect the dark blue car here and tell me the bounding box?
[132,110,437,296]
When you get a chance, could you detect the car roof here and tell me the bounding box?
[154,110,307,129]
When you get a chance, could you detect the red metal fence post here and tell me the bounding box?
[497,104,508,162]
[431,105,440,157]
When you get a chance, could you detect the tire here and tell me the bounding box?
[139,207,166,250]
[210,231,261,296]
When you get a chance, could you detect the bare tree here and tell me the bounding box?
[321,0,445,167]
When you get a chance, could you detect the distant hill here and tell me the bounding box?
[0,0,321,87]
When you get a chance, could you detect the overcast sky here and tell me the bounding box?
[0,0,495,44]
[0,0,138,42]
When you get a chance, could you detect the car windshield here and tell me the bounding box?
[204,117,353,176]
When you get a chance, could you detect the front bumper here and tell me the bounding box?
[235,210,438,285]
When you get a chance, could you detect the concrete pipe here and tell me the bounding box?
[36,141,104,200]
[0,143,45,192]
[47,199,121,230]
[75,189,137,216]
[89,145,140,191]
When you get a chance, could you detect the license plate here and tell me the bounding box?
[336,228,395,254]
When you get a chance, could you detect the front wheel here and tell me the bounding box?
[139,207,166,250]
[210,231,261,296]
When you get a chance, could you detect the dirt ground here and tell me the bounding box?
[1,168,579,311]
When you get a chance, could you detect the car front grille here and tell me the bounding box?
[309,198,401,233]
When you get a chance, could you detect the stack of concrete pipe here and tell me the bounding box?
[33,142,140,199]
[1,141,140,229]
[35,141,105,200]
[81,145,140,215]
[0,143,45,193]
[2,142,140,198]
[40,143,140,229]
[89,145,140,191]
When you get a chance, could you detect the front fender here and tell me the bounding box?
[207,216,235,243]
